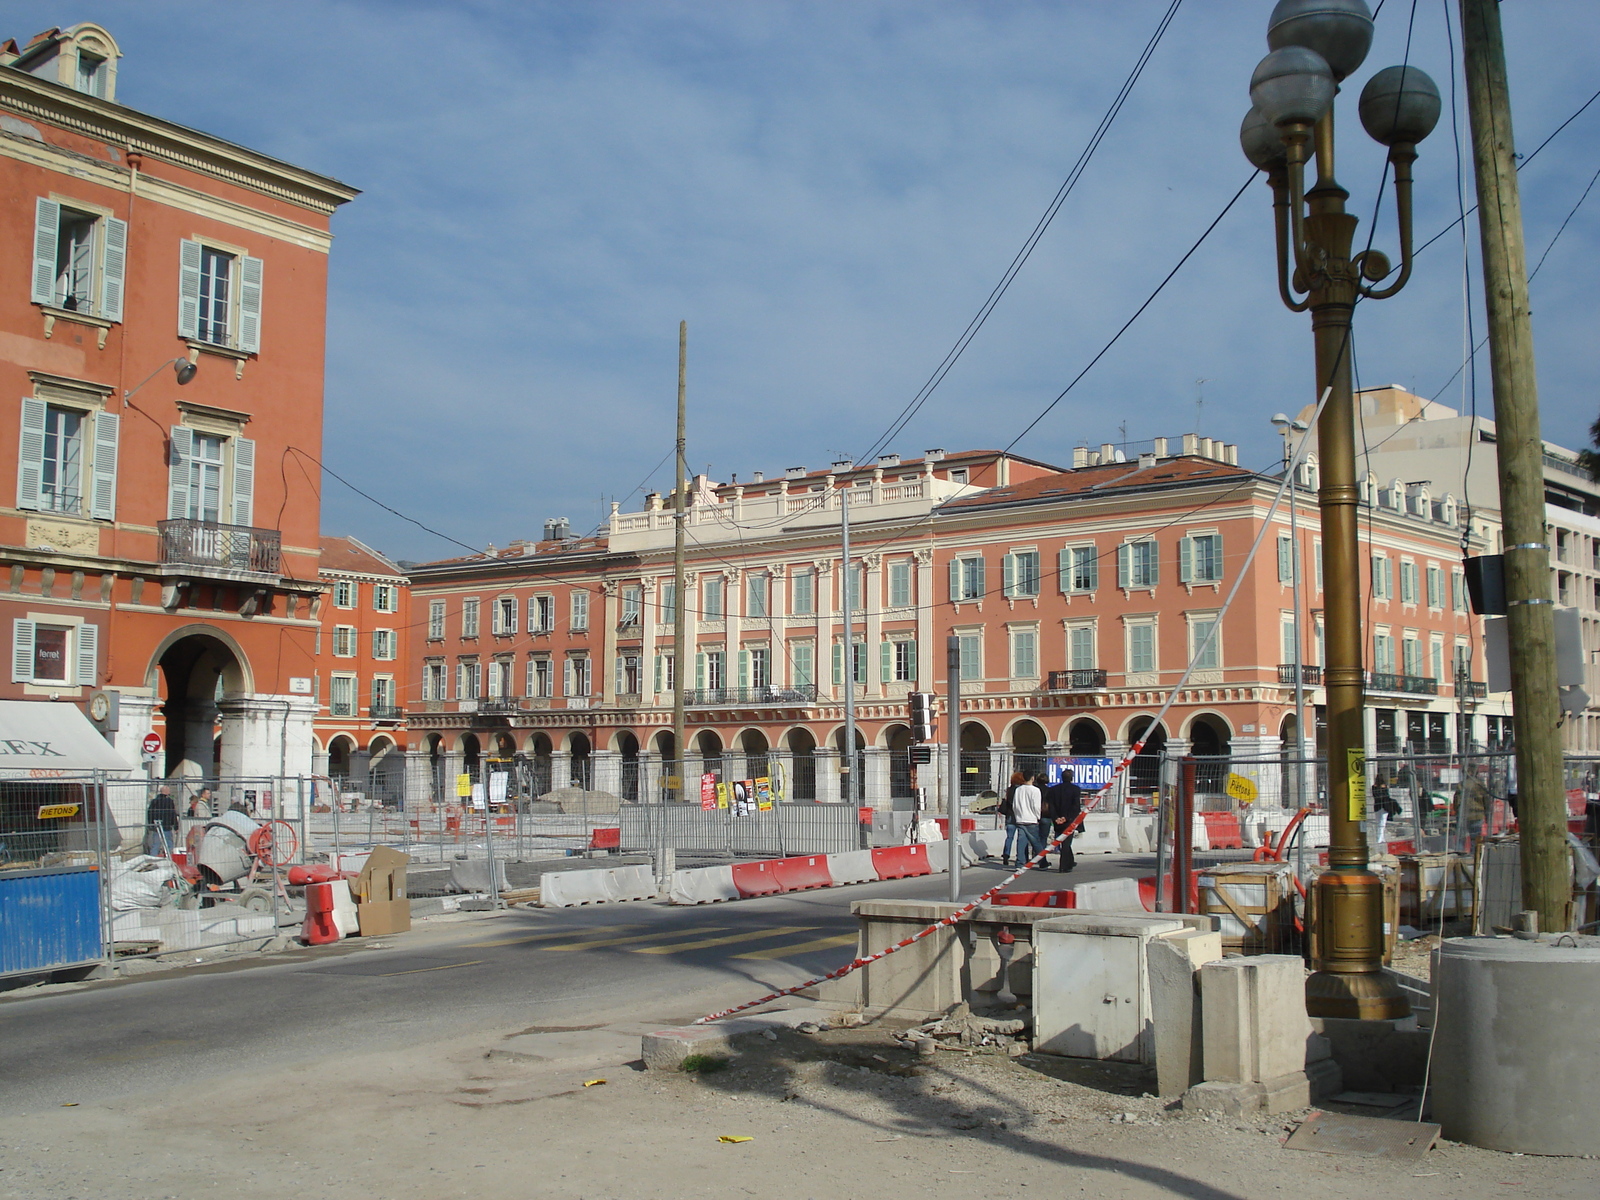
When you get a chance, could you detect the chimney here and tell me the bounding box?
[1225,444,1238,465]
[1072,446,1090,469]
[752,470,764,483]
[1100,443,1115,462]
[877,453,900,467]
[1153,436,1168,457]
[785,466,807,479]
[1138,452,1157,469]
[831,459,853,473]
[924,448,945,462]
[1182,433,1199,456]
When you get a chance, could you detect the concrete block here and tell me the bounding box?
[606,864,660,903]
[1146,929,1223,1097]
[1182,1070,1311,1117]
[967,829,1008,859]
[1076,813,1122,855]
[450,857,509,893]
[641,1026,733,1070]
[1033,914,1185,1064]
[1070,877,1145,912]
[1199,955,1310,1085]
[667,864,740,904]
[852,899,966,1020]
[1305,1055,1343,1100]
[1119,813,1156,853]
[540,868,618,907]
[826,849,877,885]
[1310,1017,1431,1092]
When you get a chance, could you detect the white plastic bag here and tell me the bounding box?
[109,854,181,910]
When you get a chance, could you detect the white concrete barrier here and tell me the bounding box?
[540,868,619,907]
[667,864,740,905]
[826,849,878,885]
[330,878,359,937]
[1299,815,1330,848]
[1119,814,1156,853]
[924,839,978,872]
[967,829,1007,859]
[1077,813,1123,855]
[1070,876,1146,912]
[607,864,660,903]
[1190,816,1212,853]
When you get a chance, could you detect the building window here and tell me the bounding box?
[372,677,395,711]
[458,659,481,700]
[428,600,445,640]
[1402,635,1422,677]
[1314,540,1324,592]
[1454,641,1472,681]
[1068,623,1096,670]
[1003,551,1041,598]
[698,650,725,690]
[844,564,864,613]
[701,577,722,619]
[1281,616,1298,665]
[1189,616,1219,670]
[957,632,982,681]
[1426,565,1444,609]
[746,575,768,619]
[950,468,969,484]
[792,643,814,688]
[77,50,108,97]
[1062,544,1099,593]
[1451,569,1467,612]
[659,583,677,625]
[950,555,985,603]
[42,405,83,515]
[423,660,445,701]
[166,427,254,527]
[890,640,916,682]
[617,653,641,695]
[747,647,769,688]
[30,200,126,321]
[1277,535,1295,583]
[16,400,122,518]
[1009,627,1038,679]
[178,240,262,352]
[529,594,554,633]
[528,656,553,698]
[1373,631,1394,673]
[1180,534,1224,584]
[654,653,676,693]
[1127,623,1156,674]
[831,641,866,686]
[621,585,643,625]
[10,619,96,685]
[791,570,815,616]
[1399,561,1419,604]
[888,561,912,608]
[329,674,357,717]
[333,580,356,609]
[565,656,592,697]
[461,598,480,638]
[373,583,398,613]
[493,595,517,635]
[571,590,589,631]
[372,629,396,660]
[332,625,357,657]
[1118,540,1159,589]
[487,658,512,698]
[1372,555,1393,599]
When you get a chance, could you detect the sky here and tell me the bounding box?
[10,1,1599,562]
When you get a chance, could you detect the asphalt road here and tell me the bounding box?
[0,853,1156,1117]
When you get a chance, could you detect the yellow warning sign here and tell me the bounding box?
[456,773,473,798]
[1224,773,1258,804]
[37,803,80,819]
[1346,748,1367,822]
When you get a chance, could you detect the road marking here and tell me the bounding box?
[539,927,734,952]
[730,933,857,960]
[467,926,640,949]
[378,960,483,976]
[628,927,820,954]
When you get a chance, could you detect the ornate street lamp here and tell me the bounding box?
[1242,0,1440,1020]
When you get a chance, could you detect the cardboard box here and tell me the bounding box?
[352,845,410,935]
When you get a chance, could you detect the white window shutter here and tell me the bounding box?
[1001,553,1016,598]
[12,619,36,683]
[178,239,202,339]
[238,255,263,352]
[74,622,98,686]
[32,199,60,305]
[231,437,255,526]
[89,410,119,519]
[948,559,961,601]
[1179,536,1193,584]
[168,426,193,519]
[99,216,128,322]
[17,397,47,511]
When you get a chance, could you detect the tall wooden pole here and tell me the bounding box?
[671,321,689,808]
[1459,0,1569,930]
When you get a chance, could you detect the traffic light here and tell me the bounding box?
[910,745,933,765]
[908,691,936,743]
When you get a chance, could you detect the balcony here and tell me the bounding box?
[1460,680,1488,699]
[1046,669,1108,691]
[1277,664,1323,686]
[684,685,819,707]
[479,698,525,715]
[158,519,281,575]
[1366,671,1438,696]
[369,705,404,722]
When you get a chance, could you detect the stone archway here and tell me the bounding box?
[153,628,251,780]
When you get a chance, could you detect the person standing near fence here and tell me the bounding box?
[1042,767,1082,874]
[144,784,178,855]
[1011,772,1044,868]
[999,771,1023,867]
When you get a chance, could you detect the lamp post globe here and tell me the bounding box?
[1267,0,1374,82]
[1250,46,1336,130]
[1241,107,1288,172]
[1359,65,1443,147]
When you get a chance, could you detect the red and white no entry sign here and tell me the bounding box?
[141,732,162,756]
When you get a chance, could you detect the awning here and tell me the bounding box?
[0,701,134,778]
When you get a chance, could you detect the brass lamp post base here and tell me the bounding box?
[1306,869,1411,1020]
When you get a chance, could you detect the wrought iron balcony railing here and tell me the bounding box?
[684,685,819,707]
[1046,669,1109,691]
[1277,664,1324,685]
[158,519,281,574]
[1366,671,1438,696]
[369,705,404,721]
[1460,680,1488,699]
[478,698,525,715]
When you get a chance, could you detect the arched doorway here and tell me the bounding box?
[155,630,249,780]
[426,734,446,804]
[1068,718,1107,757]
[368,736,403,808]
[1126,716,1167,797]
[884,724,913,799]
[569,732,592,790]
[959,722,992,796]
[525,732,553,797]
[460,733,481,786]
[696,730,723,782]
[1009,719,1048,782]
[327,735,356,787]
[1189,713,1232,758]
[1279,714,1306,809]
[786,728,816,801]
[833,726,865,803]
[738,729,770,783]
[651,730,677,799]
[617,731,641,803]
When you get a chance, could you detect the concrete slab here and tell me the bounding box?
[1199,955,1309,1085]
[1182,1070,1310,1116]
[1146,929,1223,1097]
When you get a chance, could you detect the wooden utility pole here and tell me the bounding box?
[1459,0,1569,930]
[671,321,689,806]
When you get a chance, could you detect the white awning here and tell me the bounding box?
[0,700,134,778]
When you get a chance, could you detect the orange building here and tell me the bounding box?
[0,24,357,787]
[405,442,1507,810]
[313,536,409,802]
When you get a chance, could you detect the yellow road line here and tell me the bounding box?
[467,926,640,949]
[539,927,734,952]
[628,927,820,954]
[379,960,482,976]
[730,933,858,961]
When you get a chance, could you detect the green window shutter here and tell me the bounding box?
[738,650,749,689]
[16,398,47,512]
[1001,553,1016,598]
[695,652,706,690]
[1179,536,1193,584]
[948,558,961,601]
[907,640,917,680]
[1117,544,1130,589]
[879,641,892,683]
[1278,537,1292,582]
[1058,548,1071,592]
[832,642,843,686]
[1083,547,1099,591]
[653,655,663,693]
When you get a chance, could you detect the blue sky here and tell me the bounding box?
[12,1,1599,561]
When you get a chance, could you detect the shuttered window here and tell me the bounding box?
[1117,541,1158,589]
[179,239,263,351]
[10,619,96,685]
[1060,545,1098,593]
[30,199,125,320]
[1002,551,1041,598]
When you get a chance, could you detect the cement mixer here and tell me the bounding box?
[177,810,298,911]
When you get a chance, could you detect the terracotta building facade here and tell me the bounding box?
[0,24,357,783]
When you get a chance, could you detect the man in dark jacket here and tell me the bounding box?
[1041,768,1083,873]
[144,784,179,855]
